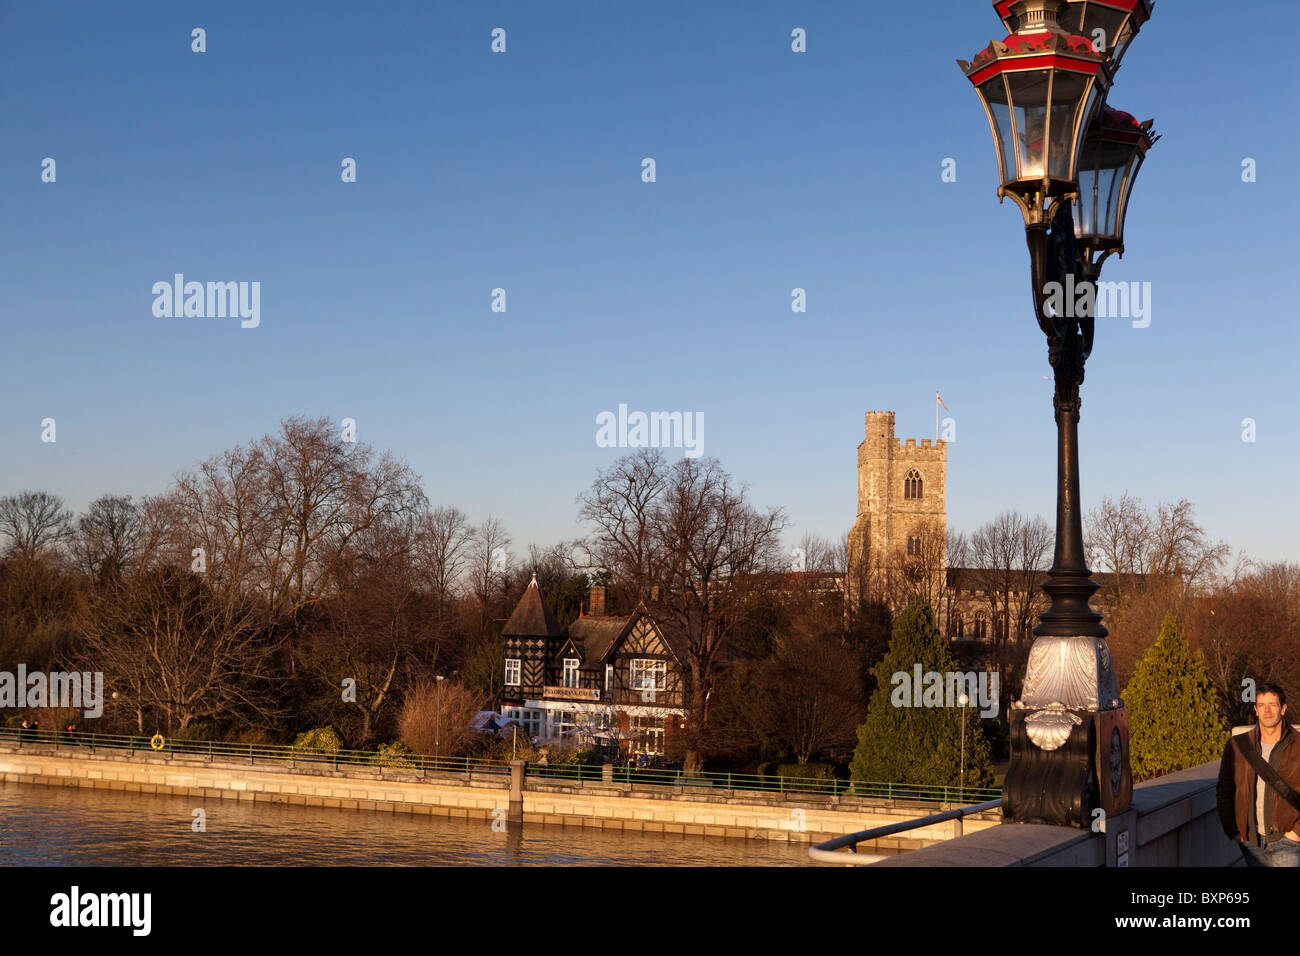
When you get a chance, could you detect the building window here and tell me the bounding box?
[605,664,614,691]
[907,535,921,557]
[950,611,964,639]
[630,716,665,755]
[904,468,923,499]
[503,706,542,738]
[562,658,579,688]
[630,659,666,696]
[504,659,521,686]
[973,612,988,641]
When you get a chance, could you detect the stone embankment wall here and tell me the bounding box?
[0,742,999,848]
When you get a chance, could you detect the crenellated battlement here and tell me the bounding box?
[894,437,947,458]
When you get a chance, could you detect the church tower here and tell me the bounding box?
[847,411,947,609]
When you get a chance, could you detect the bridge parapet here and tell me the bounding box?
[819,760,1238,867]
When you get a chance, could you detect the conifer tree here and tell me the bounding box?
[850,600,994,790]
[1122,613,1227,780]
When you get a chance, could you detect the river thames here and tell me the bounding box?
[0,781,810,866]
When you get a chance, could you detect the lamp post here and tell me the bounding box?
[958,693,969,803]
[435,674,445,764]
[957,0,1156,826]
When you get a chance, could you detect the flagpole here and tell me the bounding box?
[935,391,939,442]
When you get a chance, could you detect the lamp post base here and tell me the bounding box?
[1001,633,1131,826]
[1003,706,1132,827]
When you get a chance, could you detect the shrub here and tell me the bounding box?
[371,741,416,768]
[293,726,343,755]
[398,680,482,757]
[1122,613,1228,781]
[546,748,604,766]
[171,723,216,742]
[774,762,835,780]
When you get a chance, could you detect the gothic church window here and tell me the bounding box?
[904,469,923,499]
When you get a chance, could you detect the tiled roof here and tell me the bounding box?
[501,577,565,638]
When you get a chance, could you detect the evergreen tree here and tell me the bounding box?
[850,600,994,790]
[1122,613,1227,781]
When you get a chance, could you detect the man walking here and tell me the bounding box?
[1217,683,1300,867]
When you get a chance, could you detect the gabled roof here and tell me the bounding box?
[568,615,634,664]
[555,636,583,661]
[501,575,565,638]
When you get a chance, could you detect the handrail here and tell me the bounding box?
[0,727,512,775]
[525,761,999,802]
[0,726,1000,807]
[808,798,1003,865]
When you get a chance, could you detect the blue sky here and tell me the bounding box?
[2,0,1297,565]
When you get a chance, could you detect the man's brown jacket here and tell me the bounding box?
[1216,721,1300,843]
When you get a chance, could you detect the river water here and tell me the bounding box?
[0,781,810,866]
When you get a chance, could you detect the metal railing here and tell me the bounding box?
[808,798,1003,865]
[0,726,512,775]
[526,760,1000,803]
[0,725,999,807]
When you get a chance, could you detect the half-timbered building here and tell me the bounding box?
[501,579,688,757]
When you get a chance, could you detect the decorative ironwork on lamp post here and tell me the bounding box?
[957,0,1157,827]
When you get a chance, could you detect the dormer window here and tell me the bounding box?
[562,658,579,689]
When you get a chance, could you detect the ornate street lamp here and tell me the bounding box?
[995,0,1154,66]
[957,0,1156,827]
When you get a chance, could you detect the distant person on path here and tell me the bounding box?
[19,719,30,742]
[1217,683,1300,867]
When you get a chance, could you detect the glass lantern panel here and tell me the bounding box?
[1065,8,1130,60]
[1112,152,1144,240]
[1074,164,1098,236]
[1047,70,1089,181]
[980,76,1018,186]
[1008,69,1051,180]
[1099,157,1127,238]
[1069,85,1103,184]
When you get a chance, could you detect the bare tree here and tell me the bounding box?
[1085,493,1229,606]
[468,516,513,634]
[308,517,438,744]
[0,491,73,562]
[254,416,427,630]
[77,566,275,733]
[1085,491,1151,607]
[160,417,426,670]
[575,448,672,610]
[968,510,1052,714]
[580,451,788,773]
[754,630,862,765]
[900,518,947,614]
[413,505,473,616]
[943,527,971,635]
[72,494,147,582]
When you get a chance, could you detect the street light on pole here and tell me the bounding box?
[958,693,969,803]
[957,0,1154,827]
[435,674,445,764]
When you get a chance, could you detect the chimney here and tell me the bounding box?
[589,585,606,616]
